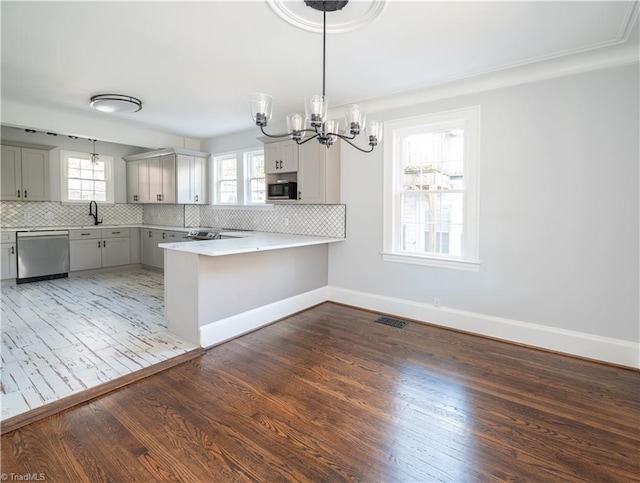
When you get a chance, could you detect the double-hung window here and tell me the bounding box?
[60,150,114,204]
[212,148,265,205]
[383,106,480,271]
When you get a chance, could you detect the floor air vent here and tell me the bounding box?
[374,317,407,328]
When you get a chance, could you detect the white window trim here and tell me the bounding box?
[211,147,266,207]
[382,106,481,271]
[244,149,266,205]
[60,150,115,205]
[213,153,239,205]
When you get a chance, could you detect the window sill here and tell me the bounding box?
[381,252,481,271]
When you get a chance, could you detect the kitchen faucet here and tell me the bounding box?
[89,200,102,226]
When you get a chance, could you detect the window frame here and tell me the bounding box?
[382,106,481,271]
[211,147,267,207]
[60,150,115,205]
[213,153,239,205]
[244,149,266,205]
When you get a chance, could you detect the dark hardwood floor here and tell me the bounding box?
[2,302,638,481]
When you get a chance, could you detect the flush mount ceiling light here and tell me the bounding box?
[251,0,382,153]
[90,94,142,114]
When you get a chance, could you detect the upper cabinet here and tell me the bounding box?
[265,140,298,174]
[176,154,206,204]
[124,148,208,204]
[264,139,340,204]
[1,145,50,201]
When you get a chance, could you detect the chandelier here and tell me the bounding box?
[250,0,382,153]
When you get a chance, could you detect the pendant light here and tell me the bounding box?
[250,0,382,153]
[90,139,99,165]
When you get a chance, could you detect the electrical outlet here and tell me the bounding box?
[434,297,441,309]
[284,218,290,226]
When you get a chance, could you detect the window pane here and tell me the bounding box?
[94,191,106,202]
[68,179,81,190]
[80,159,93,170]
[219,180,237,203]
[68,158,81,169]
[400,192,464,257]
[68,167,80,178]
[250,178,265,203]
[68,190,81,200]
[81,180,94,191]
[80,169,93,179]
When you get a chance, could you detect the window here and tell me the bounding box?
[61,150,114,204]
[383,106,480,271]
[212,148,265,205]
[215,154,238,204]
[245,150,265,204]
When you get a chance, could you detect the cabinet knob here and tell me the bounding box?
[17,190,20,198]
[24,190,27,198]
[195,195,198,202]
[298,191,302,200]
[11,246,14,255]
[103,240,106,248]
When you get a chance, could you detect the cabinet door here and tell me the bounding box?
[1,146,22,201]
[265,141,298,174]
[160,154,176,203]
[148,158,162,203]
[141,229,156,266]
[193,157,207,204]
[153,231,166,269]
[298,142,326,204]
[21,148,49,201]
[279,142,298,172]
[176,154,193,203]
[1,243,17,279]
[70,239,102,271]
[126,161,139,203]
[101,237,131,268]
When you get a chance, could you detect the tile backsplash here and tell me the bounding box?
[1,202,346,238]
[0,201,143,227]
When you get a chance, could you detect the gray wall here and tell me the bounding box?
[328,64,639,343]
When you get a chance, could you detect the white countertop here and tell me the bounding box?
[1,224,197,233]
[158,231,344,257]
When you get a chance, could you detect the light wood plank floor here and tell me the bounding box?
[1,268,197,421]
[2,302,638,481]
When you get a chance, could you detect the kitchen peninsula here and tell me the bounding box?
[159,232,344,348]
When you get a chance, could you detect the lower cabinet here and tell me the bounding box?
[1,231,17,280]
[141,229,190,269]
[70,228,131,271]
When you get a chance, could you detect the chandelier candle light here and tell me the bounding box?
[251,0,382,153]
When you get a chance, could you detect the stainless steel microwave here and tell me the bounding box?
[268,181,297,200]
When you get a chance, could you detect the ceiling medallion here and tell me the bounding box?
[267,0,386,33]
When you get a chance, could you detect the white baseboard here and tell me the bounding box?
[327,286,639,369]
[199,287,329,349]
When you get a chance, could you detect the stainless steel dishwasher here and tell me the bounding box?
[16,230,70,283]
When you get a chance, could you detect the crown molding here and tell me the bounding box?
[352,40,639,116]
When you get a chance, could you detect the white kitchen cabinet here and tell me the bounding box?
[69,228,131,271]
[264,139,340,204]
[149,154,176,203]
[1,231,17,280]
[177,154,207,204]
[265,140,298,174]
[126,160,150,203]
[1,146,50,201]
[141,229,157,267]
[125,148,211,205]
[141,229,190,269]
[297,141,341,204]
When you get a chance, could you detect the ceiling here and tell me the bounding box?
[1,1,638,141]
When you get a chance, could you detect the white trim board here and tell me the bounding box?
[199,287,329,349]
[197,285,639,369]
[327,287,639,370]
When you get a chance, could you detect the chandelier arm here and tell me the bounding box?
[259,125,295,139]
[336,135,376,153]
[296,133,321,145]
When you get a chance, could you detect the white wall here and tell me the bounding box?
[1,126,147,203]
[329,64,639,351]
